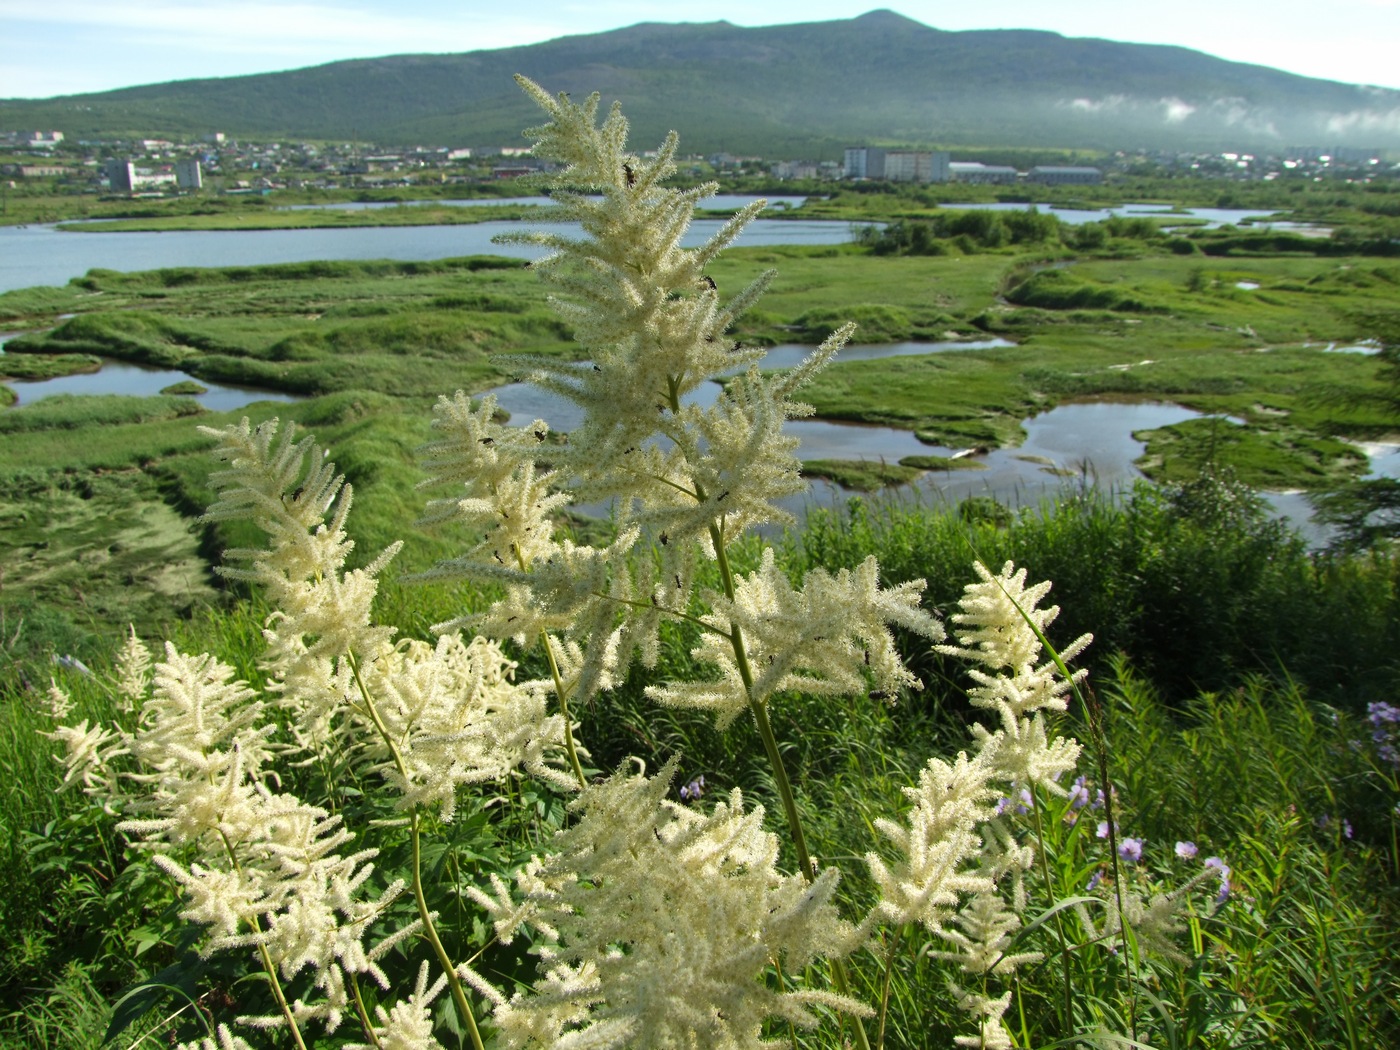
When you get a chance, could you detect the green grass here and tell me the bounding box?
[897,454,987,471]
[55,202,552,233]
[800,458,923,490]
[0,353,101,381]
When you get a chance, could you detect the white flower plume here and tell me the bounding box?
[475,758,866,1048]
[199,418,401,716]
[648,549,943,726]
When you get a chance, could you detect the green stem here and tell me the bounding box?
[875,924,908,1050]
[216,830,309,1050]
[349,971,384,1049]
[708,518,872,1050]
[538,626,588,789]
[513,543,588,790]
[593,590,727,636]
[1029,789,1075,1034]
[347,654,487,1050]
[667,374,868,1047]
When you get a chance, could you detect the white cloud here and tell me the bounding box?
[1327,107,1400,134]
[1066,95,1127,113]
[1160,97,1195,123]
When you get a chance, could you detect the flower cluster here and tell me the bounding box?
[89,642,410,1033]
[471,758,866,1048]
[1365,700,1399,767]
[201,418,574,814]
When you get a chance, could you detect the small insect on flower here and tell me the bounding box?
[623,162,636,187]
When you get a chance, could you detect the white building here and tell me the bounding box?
[843,146,886,179]
[948,162,1019,185]
[175,158,203,190]
[883,150,951,183]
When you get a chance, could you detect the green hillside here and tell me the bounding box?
[3,10,1398,152]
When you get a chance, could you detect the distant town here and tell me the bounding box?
[0,127,1393,198]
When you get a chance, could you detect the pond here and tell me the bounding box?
[484,343,1228,506]
[5,335,1383,545]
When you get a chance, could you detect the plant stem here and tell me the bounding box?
[215,830,309,1050]
[513,543,588,789]
[875,924,908,1050]
[1029,788,1075,1034]
[708,518,873,1050]
[349,972,384,1049]
[347,654,487,1050]
[538,626,588,789]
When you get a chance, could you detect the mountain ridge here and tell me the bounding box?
[3,10,1397,154]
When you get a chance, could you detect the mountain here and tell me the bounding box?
[4,10,1398,154]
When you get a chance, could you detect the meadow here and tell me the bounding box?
[2,162,1399,1048]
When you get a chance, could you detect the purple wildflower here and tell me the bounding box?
[1204,856,1231,902]
[1086,870,1103,892]
[1068,776,1091,810]
[1118,837,1144,863]
[1175,840,1199,860]
[1096,820,1114,839]
[1369,701,1400,726]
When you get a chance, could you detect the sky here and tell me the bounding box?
[4,0,1400,100]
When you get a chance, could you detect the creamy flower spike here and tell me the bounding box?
[472,758,867,1049]
[115,624,152,713]
[112,644,409,1034]
[416,78,921,715]
[648,550,942,726]
[864,560,1093,1048]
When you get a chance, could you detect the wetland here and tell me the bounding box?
[2,182,1399,633]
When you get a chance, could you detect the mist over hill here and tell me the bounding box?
[4,10,1398,154]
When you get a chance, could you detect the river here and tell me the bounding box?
[0,214,848,295]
